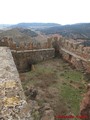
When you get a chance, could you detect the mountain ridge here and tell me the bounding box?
[0,23,60,29]
[40,23,90,39]
[1,22,90,40]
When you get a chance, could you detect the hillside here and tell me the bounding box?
[8,23,60,29]
[0,24,11,29]
[1,22,90,43]
[0,23,60,30]
[40,23,90,40]
[0,28,48,44]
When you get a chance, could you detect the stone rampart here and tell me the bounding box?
[0,37,52,50]
[60,39,90,73]
[0,47,32,120]
[12,48,55,72]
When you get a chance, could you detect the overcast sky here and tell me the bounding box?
[0,0,90,25]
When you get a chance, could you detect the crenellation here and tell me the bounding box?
[60,39,90,58]
[0,37,53,50]
[55,38,90,74]
[0,36,90,119]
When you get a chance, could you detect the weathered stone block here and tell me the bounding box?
[0,47,32,120]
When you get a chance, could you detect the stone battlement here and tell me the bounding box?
[58,39,90,73]
[0,37,90,120]
[54,38,90,119]
[0,37,52,50]
[61,39,90,59]
[0,37,55,73]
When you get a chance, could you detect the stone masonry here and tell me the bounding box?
[0,37,52,50]
[12,48,55,73]
[59,39,90,73]
[57,38,90,119]
[0,47,32,120]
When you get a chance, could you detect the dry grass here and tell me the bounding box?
[20,58,87,120]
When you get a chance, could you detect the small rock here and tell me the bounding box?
[41,110,54,120]
[43,103,51,110]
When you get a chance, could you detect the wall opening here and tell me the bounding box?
[28,62,32,71]
[68,54,72,62]
[19,60,33,73]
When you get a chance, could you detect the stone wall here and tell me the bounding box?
[61,50,90,72]
[59,39,90,120]
[58,39,90,120]
[0,47,32,120]
[61,39,90,59]
[61,50,84,71]
[80,85,90,120]
[12,48,55,73]
[60,39,90,73]
[0,37,52,50]
[0,37,55,73]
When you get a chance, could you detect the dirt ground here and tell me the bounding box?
[20,58,87,120]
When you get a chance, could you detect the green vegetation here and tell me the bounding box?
[21,59,87,120]
[55,70,86,120]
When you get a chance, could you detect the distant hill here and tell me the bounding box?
[0,28,48,44]
[19,28,38,37]
[40,23,90,40]
[0,28,38,43]
[0,24,12,29]
[9,23,60,29]
[1,22,90,43]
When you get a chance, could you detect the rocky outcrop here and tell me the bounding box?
[0,47,32,120]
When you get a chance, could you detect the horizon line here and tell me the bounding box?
[0,22,90,26]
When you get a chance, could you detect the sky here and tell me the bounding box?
[0,0,90,25]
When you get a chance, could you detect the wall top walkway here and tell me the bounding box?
[0,47,32,120]
[61,48,90,62]
[11,48,54,53]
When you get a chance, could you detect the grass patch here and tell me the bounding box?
[61,85,82,115]
[58,70,86,117]
[63,70,83,82]
[20,58,87,120]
